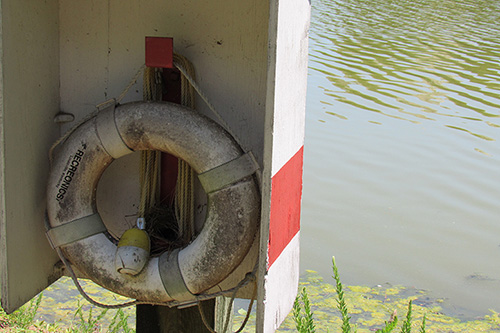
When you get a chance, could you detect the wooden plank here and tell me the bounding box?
[0,0,61,313]
[59,0,270,299]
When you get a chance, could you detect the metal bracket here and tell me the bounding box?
[198,152,259,193]
[95,102,134,159]
[159,249,195,302]
[45,213,107,249]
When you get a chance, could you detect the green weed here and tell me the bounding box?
[10,293,43,329]
[332,256,354,333]
[293,287,316,333]
[0,292,133,332]
[107,308,133,333]
[376,311,398,333]
[70,301,108,332]
[0,293,47,332]
[400,300,413,333]
[294,257,427,333]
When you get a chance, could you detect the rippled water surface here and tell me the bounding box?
[301,0,500,318]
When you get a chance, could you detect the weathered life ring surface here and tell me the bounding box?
[46,101,260,302]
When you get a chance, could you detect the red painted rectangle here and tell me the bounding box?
[145,37,174,68]
[268,146,304,268]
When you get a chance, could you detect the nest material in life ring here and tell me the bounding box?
[46,101,260,303]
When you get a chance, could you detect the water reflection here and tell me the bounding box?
[303,0,500,319]
[309,0,500,143]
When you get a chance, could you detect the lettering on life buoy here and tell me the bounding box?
[55,145,86,202]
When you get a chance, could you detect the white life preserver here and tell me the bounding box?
[46,101,260,303]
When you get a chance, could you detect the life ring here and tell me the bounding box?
[46,101,260,302]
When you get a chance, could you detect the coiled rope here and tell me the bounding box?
[138,66,162,219]
[172,54,196,244]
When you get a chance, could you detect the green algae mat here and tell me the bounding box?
[232,270,500,332]
[2,271,500,332]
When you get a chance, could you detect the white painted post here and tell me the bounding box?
[257,0,311,331]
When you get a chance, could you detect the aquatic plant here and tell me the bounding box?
[332,256,353,332]
[419,314,427,333]
[107,308,134,333]
[71,301,108,332]
[70,301,132,333]
[10,292,43,329]
[0,293,45,331]
[400,300,412,333]
[0,290,133,332]
[376,311,398,333]
[293,257,427,333]
[293,287,316,333]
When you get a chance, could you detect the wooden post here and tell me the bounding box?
[136,301,215,333]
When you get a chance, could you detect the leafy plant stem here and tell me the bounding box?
[332,256,353,333]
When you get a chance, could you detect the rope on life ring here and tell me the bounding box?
[46,101,260,304]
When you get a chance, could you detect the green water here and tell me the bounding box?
[302,0,500,319]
